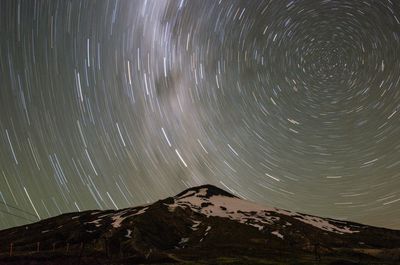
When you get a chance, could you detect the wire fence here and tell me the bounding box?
[0,200,39,223]
[1,240,111,258]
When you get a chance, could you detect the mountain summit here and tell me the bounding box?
[0,184,399,264]
[175,184,238,199]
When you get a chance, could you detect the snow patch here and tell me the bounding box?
[179,237,189,244]
[271,231,284,239]
[275,209,360,234]
[191,220,201,231]
[133,207,148,216]
[167,203,178,212]
[111,207,148,228]
[111,215,125,228]
[87,219,102,227]
[251,224,264,231]
[126,229,132,238]
[197,188,208,197]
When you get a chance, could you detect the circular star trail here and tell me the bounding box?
[1,0,400,230]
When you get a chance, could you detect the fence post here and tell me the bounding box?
[104,238,109,258]
[66,243,69,253]
[37,242,40,253]
[9,243,13,256]
[79,242,84,257]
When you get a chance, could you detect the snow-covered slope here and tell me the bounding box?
[169,185,361,235]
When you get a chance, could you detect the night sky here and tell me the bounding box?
[1,0,400,230]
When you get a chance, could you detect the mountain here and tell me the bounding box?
[0,184,400,265]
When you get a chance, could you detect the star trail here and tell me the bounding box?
[1,0,400,230]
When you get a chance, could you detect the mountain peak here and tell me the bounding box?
[175,184,237,199]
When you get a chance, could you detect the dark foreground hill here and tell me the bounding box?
[0,184,400,265]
